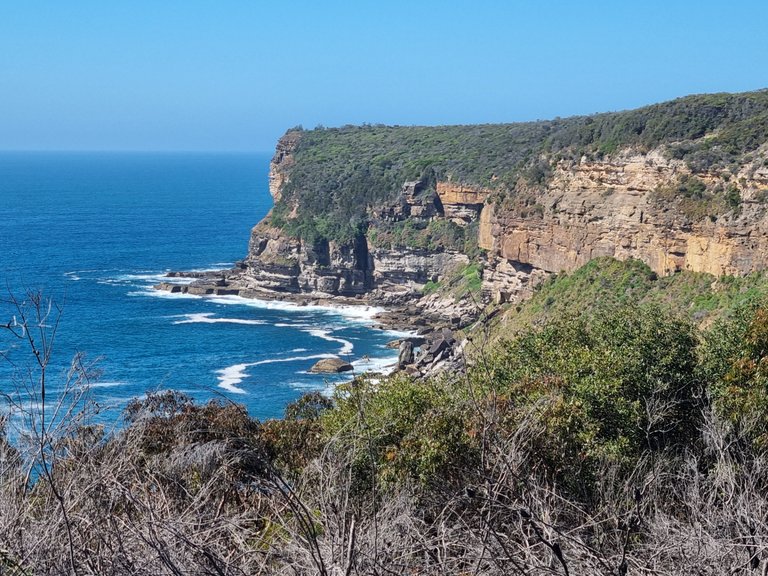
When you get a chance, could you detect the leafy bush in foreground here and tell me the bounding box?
[704,300,768,451]
[468,306,701,495]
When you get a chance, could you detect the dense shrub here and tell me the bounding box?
[261,391,332,475]
[704,300,768,450]
[472,305,701,494]
[323,374,477,489]
[368,218,467,251]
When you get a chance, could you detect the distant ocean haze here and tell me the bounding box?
[0,151,400,423]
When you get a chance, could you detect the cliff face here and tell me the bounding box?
[435,181,488,224]
[480,150,768,280]
[243,144,481,302]
[243,91,768,309]
[268,130,300,202]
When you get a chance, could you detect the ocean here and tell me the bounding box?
[0,152,401,424]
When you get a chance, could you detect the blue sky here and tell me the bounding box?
[2,0,767,152]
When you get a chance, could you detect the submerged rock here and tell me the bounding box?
[308,357,354,374]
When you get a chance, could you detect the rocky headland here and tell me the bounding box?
[157,89,768,376]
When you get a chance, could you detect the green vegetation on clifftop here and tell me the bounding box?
[273,90,768,242]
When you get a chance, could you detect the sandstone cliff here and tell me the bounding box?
[243,146,480,304]
[480,149,768,282]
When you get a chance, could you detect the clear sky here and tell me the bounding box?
[2,0,767,152]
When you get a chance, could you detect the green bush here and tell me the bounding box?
[261,392,332,475]
[322,374,476,489]
[315,300,704,498]
[473,305,701,491]
[368,218,467,251]
[422,280,441,294]
[704,301,768,450]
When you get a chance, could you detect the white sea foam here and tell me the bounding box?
[206,294,383,322]
[87,381,125,389]
[64,268,106,281]
[287,381,338,396]
[188,265,233,272]
[171,313,265,326]
[251,353,335,367]
[136,287,383,323]
[382,328,418,338]
[215,363,250,394]
[118,272,198,285]
[352,355,397,375]
[118,273,172,281]
[303,328,354,356]
[127,289,201,299]
[215,354,336,394]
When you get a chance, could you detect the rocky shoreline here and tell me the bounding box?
[154,268,477,378]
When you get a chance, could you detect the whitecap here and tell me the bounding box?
[302,328,354,356]
[117,273,198,285]
[251,353,335,367]
[137,289,382,324]
[118,266,231,286]
[352,355,397,375]
[286,381,338,396]
[215,363,250,394]
[187,265,233,273]
[381,328,419,338]
[215,354,336,394]
[87,381,125,389]
[206,294,383,322]
[171,313,265,326]
[127,289,201,299]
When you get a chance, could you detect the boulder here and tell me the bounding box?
[308,357,354,374]
[398,340,414,366]
[440,328,455,343]
[428,338,449,356]
[403,365,422,376]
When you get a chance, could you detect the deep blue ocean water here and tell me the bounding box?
[0,152,400,424]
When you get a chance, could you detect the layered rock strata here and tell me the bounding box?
[235,145,493,307]
[480,150,768,279]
